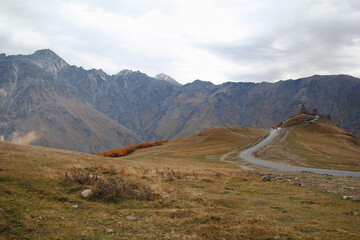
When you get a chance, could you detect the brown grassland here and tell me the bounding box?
[257,119,360,171]
[0,126,360,239]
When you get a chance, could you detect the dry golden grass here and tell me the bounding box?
[124,126,267,168]
[1,126,360,239]
[257,119,360,171]
[283,113,315,127]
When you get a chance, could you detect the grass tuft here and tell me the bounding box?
[65,168,99,185]
[64,168,158,202]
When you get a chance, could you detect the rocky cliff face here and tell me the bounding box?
[1,49,359,152]
[0,50,141,153]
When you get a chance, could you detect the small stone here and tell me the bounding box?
[81,189,93,198]
[126,216,136,221]
[343,196,354,200]
[70,204,79,209]
[106,228,114,234]
[225,187,234,190]
[274,177,283,181]
[261,175,271,181]
[344,212,359,215]
[271,206,281,209]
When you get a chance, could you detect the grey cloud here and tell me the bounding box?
[203,0,360,82]
[1,0,360,83]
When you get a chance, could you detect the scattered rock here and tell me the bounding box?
[225,187,234,190]
[106,228,114,234]
[3,190,12,195]
[343,196,354,200]
[57,197,68,202]
[0,168,7,171]
[294,177,299,181]
[81,189,92,198]
[274,177,283,181]
[70,204,79,209]
[271,206,281,209]
[261,175,271,181]
[344,212,359,216]
[126,216,136,221]
[301,200,316,204]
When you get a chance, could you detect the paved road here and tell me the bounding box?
[239,128,360,177]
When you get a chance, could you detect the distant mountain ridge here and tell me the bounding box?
[0,49,359,153]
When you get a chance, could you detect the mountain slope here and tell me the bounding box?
[1,49,360,153]
[0,50,140,153]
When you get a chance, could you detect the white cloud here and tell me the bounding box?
[0,0,360,84]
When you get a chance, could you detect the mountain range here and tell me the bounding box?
[0,49,359,153]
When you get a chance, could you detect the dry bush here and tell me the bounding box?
[91,177,157,202]
[214,172,224,178]
[64,168,158,202]
[65,168,99,185]
[273,121,284,129]
[155,168,199,181]
[96,140,169,158]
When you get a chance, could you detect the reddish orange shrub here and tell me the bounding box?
[272,121,283,129]
[96,140,169,158]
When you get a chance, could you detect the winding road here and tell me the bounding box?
[239,128,360,177]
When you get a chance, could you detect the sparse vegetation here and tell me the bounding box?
[65,167,99,185]
[96,140,169,157]
[1,126,360,239]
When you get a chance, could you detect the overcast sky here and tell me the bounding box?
[1,0,360,84]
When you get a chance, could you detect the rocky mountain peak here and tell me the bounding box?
[155,73,181,86]
[30,49,68,72]
[31,49,60,59]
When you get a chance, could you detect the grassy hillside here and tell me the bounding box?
[125,126,267,168]
[257,119,360,171]
[1,126,360,239]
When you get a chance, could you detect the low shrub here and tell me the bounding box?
[65,168,99,185]
[64,168,158,202]
[96,140,169,158]
[91,177,157,202]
